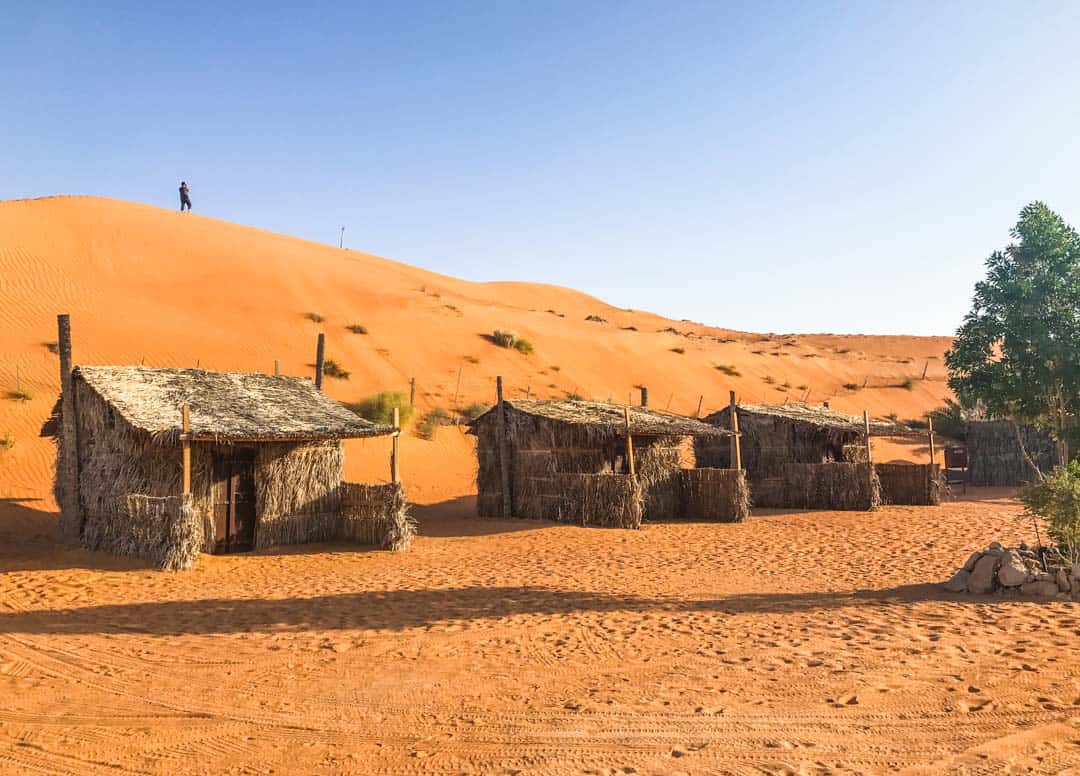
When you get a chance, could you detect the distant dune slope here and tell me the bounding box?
[0,196,953,502]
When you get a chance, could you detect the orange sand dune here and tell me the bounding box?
[0,195,952,503]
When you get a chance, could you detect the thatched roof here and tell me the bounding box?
[707,403,909,436]
[470,399,728,438]
[42,366,392,443]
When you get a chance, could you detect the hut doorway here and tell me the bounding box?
[211,447,257,553]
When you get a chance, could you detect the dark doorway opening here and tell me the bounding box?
[212,447,256,553]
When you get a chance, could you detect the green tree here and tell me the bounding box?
[945,202,1080,452]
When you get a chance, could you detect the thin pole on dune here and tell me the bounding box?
[339,227,345,249]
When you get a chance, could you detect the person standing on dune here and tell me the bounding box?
[179,181,192,212]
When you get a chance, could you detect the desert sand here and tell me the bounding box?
[3,196,1079,773]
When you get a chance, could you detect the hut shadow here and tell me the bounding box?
[0,581,1031,637]
[411,496,554,537]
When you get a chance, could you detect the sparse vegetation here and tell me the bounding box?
[885,412,899,422]
[491,330,533,354]
[43,341,59,354]
[780,381,792,390]
[550,365,561,372]
[6,388,32,402]
[585,315,607,323]
[896,378,914,390]
[565,392,584,401]
[622,326,638,332]
[762,375,776,385]
[464,355,480,365]
[416,407,451,440]
[305,312,325,324]
[320,359,350,379]
[513,338,533,355]
[715,364,741,377]
[1021,461,1080,568]
[0,432,13,450]
[927,398,971,440]
[842,382,861,391]
[670,347,685,355]
[459,402,489,421]
[796,384,808,391]
[347,392,414,426]
[345,323,368,334]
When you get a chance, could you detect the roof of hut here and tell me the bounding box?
[41,366,392,442]
[708,403,910,436]
[469,399,728,437]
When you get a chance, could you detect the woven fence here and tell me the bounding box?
[875,463,944,506]
[339,481,414,551]
[680,468,750,522]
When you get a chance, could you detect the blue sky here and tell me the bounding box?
[3,2,1080,336]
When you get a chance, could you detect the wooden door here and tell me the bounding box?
[211,448,257,553]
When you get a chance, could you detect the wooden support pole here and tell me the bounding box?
[927,415,936,466]
[863,410,873,464]
[823,400,830,409]
[391,406,400,484]
[624,405,636,476]
[496,376,512,517]
[525,386,531,400]
[729,391,742,470]
[273,359,280,376]
[409,377,416,407]
[181,404,191,495]
[640,386,648,407]
[56,314,82,545]
[695,394,704,418]
[314,332,325,391]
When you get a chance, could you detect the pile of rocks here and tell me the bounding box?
[944,542,1079,597]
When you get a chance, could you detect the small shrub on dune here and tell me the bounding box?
[321,359,350,379]
[566,392,584,401]
[843,382,861,391]
[345,323,367,334]
[513,338,534,355]
[762,375,776,385]
[896,377,914,390]
[715,364,741,377]
[347,392,414,426]
[6,388,32,402]
[0,432,13,450]
[305,312,325,324]
[491,330,533,355]
[43,341,59,354]
[464,355,480,365]
[460,402,489,421]
[670,347,685,355]
[416,407,451,440]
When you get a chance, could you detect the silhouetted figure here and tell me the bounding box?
[179,181,192,212]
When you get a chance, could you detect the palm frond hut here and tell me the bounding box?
[42,365,411,570]
[966,420,1061,486]
[467,399,744,527]
[702,403,913,510]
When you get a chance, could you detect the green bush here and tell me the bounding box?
[416,407,451,440]
[513,338,533,355]
[347,392,414,426]
[491,330,533,355]
[1021,461,1080,567]
[927,399,969,441]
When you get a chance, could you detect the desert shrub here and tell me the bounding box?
[347,392,414,427]
[885,412,899,422]
[321,359,350,379]
[585,314,607,323]
[6,388,32,402]
[305,312,325,323]
[715,364,741,377]
[416,407,451,440]
[566,392,584,401]
[43,341,59,354]
[513,338,534,355]
[0,432,13,450]
[459,402,489,421]
[927,398,969,440]
[762,375,776,385]
[550,365,561,372]
[781,381,792,389]
[345,323,368,334]
[670,347,685,354]
[796,384,808,391]
[622,325,638,331]
[843,382,861,391]
[1020,461,1080,567]
[896,377,914,390]
[464,355,480,364]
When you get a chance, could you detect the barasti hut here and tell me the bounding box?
[965,420,1062,486]
[468,382,747,528]
[42,316,412,571]
[703,402,941,509]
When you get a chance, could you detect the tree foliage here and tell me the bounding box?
[1020,461,1080,567]
[945,202,1080,448]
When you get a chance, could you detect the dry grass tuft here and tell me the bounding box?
[305,312,325,324]
[715,364,741,377]
[6,388,32,402]
[348,392,414,426]
[345,323,367,334]
[321,359,350,380]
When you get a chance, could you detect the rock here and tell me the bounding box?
[1021,580,1060,597]
[1056,568,1072,593]
[1019,542,1029,551]
[969,554,1000,594]
[1071,563,1080,581]
[944,569,971,593]
[988,541,1005,553]
[1035,572,1055,583]
[963,551,984,572]
[997,550,1031,587]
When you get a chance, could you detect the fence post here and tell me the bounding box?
[56,313,82,545]
[409,377,416,407]
[729,391,742,470]
[863,410,873,464]
[182,404,191,495]
[314,333,325,391]
[496,376,512,517]
[624,405,636,476]
[640,386,648,407]
[391,406,400,483]
[695,394,704,418]
[928,415,936,466]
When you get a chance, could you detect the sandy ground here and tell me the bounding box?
[3,490,1080,774]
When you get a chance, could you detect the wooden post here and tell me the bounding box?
[391,406,400,483]
[181,404,191,495]
[927,415,936,466]
[640,386,648,407]
[823,400,830,409]
[314,333,325,391]
[56,314,82,545]
[496,376,512,517]
[922,360,929,380]
[525,386,531,400]
[452,365,463,410]
[624,405,636,476]
[409,377,416,407]
[274,359,280,376]
[729,391,742,470]
[695,395,704,418]
[863,410,872,464]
